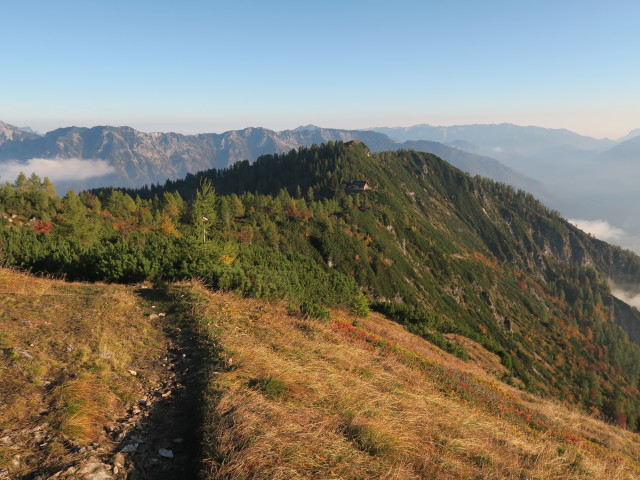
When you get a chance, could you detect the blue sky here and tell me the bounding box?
[3,0,640,138]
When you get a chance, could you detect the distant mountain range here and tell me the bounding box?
[3,118,640,251]
[597,134,640,167]
[0,121,544,198]
[370,123,617,180]
[371,122,617,146]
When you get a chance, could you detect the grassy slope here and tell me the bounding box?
[179,283,640,480]
[0,267,166,476]
[2,268,639,479]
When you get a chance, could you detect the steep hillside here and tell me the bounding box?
[3,141,640,431]
[0,123,541,195]
[129,142,640,426]
[368,124,640,254]
[185,281,640,479]
[3,270,640,479]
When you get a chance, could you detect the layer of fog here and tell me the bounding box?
[609,280,640,310]
[568,218,627,243]
[0,158,116,183]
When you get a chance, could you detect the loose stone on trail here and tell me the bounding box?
[158,448,174,459]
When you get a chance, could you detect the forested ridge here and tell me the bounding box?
[2,140,640,429]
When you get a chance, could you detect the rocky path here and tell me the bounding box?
[38,287,210,480]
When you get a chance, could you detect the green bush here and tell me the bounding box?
[299,301,330,320]
[349,294,370,317]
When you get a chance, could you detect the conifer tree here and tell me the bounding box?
[191,179,217,241]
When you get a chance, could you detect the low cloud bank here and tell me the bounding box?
[0,157,116,182]
[609,280,640,310]
[568,218,626,242]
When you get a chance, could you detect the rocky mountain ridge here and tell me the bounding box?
[0,122,543,196]
[0,120,40,144]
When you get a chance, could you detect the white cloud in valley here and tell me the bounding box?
[0,157,116,182]
[608,280,640,310]
[568,218,627,242]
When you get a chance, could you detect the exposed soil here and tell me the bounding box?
[113,286,209,480]
[25,286,212,480]
[109,338,203,478]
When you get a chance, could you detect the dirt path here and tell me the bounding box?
[114,286,208,480]
[38,285,213,480]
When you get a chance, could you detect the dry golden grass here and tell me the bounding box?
[0,267,166,475]
[182,285,640,480]
[50,377,117,444]
[3,269,639,479]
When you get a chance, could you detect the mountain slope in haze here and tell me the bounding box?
[597,134,640,166]
[615,128,640,143]
[18,126,40,135]
[0,123,543,197]
[371,122,614,155]
[370,123,615,179]
[541,133,640,254]
[580,133,640,195]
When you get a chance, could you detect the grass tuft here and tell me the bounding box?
[341,416,396,456]
[51,378,116,444]
[249,376,289,401]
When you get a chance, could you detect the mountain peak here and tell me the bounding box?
[293,124,321,132]
[18,126,41,135]
[0,120,40,144]
[617,128,640,142]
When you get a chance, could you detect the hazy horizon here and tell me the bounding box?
[5,118,638,142]
[3,1,640,140]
